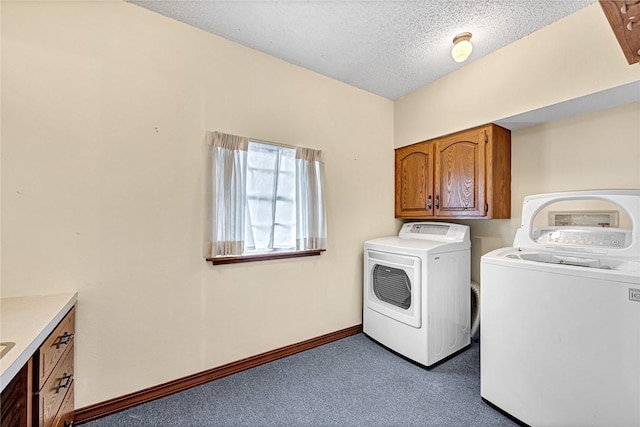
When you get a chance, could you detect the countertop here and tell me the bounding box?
[0,292,77,392]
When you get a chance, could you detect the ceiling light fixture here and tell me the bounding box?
[451,32,473,63]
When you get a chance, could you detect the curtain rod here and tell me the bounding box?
[249,137,324,162]
[248,136,299,150]
[245,134,322,153]
[211,130,321,153]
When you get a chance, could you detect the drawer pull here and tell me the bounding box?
[64,422,74,427]
[56,373,73,393]
[56,332,74,348]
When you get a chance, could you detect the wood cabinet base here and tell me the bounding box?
[34,307,75,427]
[1,360,33,427]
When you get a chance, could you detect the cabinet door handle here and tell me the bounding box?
[621,2,640,15]
[56,373,73,393]
[435,194,440,210]
[427,195,432,209]
[56,332,73,349]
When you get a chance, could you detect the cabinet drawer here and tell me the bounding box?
[39,308,75,389]
[51,382,74,427]
[39,343,74,427]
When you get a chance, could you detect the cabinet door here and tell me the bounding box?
[434,127,486,217]
[395,142,434,218]
[1,361,31,427]
[599,0,640,65]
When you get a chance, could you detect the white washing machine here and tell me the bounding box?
[363,222,470,367]
[481,189,640,427]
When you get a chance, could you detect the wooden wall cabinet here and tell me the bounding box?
[395,124,511,219]
[599,0,640,65]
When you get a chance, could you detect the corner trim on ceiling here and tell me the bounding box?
[494,81,640,131]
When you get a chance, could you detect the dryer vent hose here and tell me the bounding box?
[470,280,481,340]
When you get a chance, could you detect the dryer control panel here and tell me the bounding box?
[399,222,469,243]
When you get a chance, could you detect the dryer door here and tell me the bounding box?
[365,249,421,328]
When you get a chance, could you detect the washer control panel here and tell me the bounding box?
[533,227,629,248]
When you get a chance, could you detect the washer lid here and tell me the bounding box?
[513,189,640,259]
[482,247,640,282]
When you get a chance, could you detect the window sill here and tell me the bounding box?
[207,249,325,265]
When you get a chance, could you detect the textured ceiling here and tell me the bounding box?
[130,0,596,100]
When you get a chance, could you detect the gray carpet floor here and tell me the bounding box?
[81,334,520,427]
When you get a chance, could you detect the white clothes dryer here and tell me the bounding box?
[481,189,640,427]
[363,222,471,367]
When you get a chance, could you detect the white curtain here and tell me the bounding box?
[245,143,297,252]
[208,131,248,257]
[295,147,327,251]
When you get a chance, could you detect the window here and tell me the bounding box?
[206,131,326,264]
[245,142,297,252]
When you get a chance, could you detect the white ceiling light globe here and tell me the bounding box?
[451,32,473,63]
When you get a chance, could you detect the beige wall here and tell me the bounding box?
[392,2,640,283]
[1,2,395,406]
[2,0,640,411]
[394,3,640,148]
[463,101,640,282]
